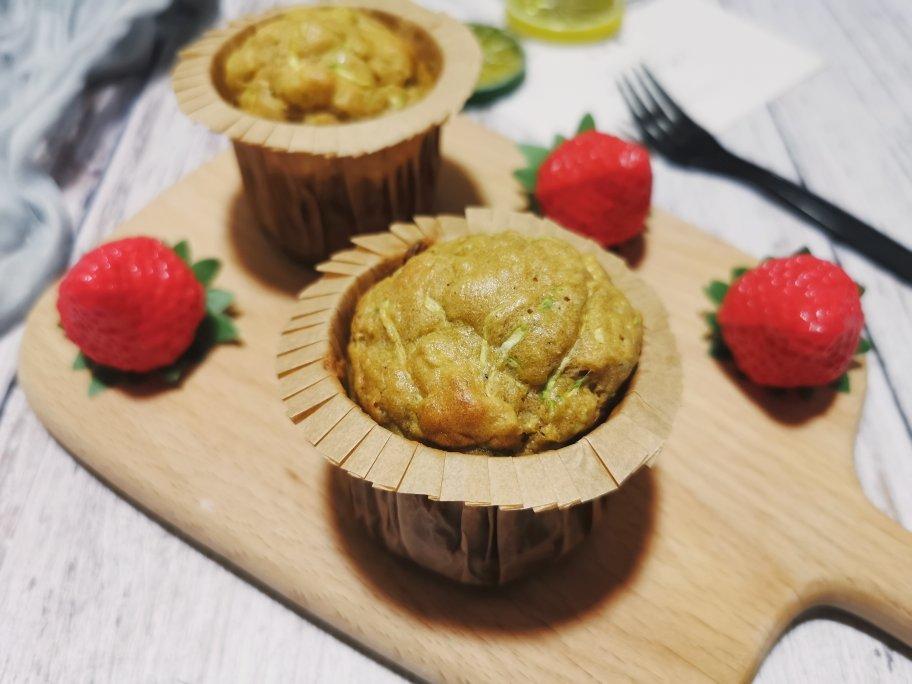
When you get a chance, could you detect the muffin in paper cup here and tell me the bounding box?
[275,208,682,585]
[172,1,481,263]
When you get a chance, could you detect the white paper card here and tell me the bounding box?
[435,0,824,144]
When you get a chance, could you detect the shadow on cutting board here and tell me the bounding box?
[613,233,648,269]
[228,192,314,297]
[225,154,486,299]
[433,157,487,215]
[713,356,841,426]
[328,464,656,633]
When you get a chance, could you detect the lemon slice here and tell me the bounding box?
[506,0,625,43]
[469,24,526,102]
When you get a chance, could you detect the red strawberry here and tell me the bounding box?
[57,237,205,373]
[717,254,864,387]
[535,130,652,247]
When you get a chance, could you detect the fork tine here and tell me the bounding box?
[616,76,662,149]
[617,75,645,118]
[628,69,675,132]
[639,64,695,126]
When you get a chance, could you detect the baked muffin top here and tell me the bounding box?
[220,7,440,124]
[347,232,643,455]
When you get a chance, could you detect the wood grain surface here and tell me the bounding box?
[2,1,912,681]
[17,117,912,682]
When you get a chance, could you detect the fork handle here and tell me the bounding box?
[706,152,912,284]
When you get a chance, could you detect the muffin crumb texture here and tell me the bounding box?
[347,232,643,454]
[221,7,439,124]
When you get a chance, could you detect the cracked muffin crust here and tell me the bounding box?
[346,231,643,454]
[348,232,643,454]
[221,6,440,124]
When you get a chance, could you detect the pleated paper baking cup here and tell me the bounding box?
[172,0,481,263]
[275,208,682,584]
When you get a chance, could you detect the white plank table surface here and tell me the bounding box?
[2,0,911,681]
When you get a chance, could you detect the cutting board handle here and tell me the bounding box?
[812,496,912,646]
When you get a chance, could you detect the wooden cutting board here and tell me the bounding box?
[19,116,912,682]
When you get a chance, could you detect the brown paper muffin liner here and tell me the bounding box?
[276,208,683,584]
[345,476,611,585]
[171,0,481,263]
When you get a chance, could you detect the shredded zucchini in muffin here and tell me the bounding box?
[347,232,643,454]
[222,7,439,123]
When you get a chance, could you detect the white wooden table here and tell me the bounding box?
[2,0,911,681]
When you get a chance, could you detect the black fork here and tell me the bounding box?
[617,66,912,285]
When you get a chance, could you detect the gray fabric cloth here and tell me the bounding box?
[0,0,215,334]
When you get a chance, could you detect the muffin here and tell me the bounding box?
[220,7,440,125]
[172,1,480,262]
[276,209,681,584]
[347,232,643,454]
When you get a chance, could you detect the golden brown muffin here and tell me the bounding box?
[221,7,440,123]
[347,232,643,454]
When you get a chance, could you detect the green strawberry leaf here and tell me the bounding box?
[206,288,235,316]
[173,240,191,265]
[703,268,735,362]
[704,280,729,305]
[73,352,118,396]
[192,258,221,287]
[703,311,720,333]
[160,362,186,384]
[88,374,109,397]
[857,283,866,296]
[793,246,812,256]
[552,134,566,148]
[731,266,748,280]
[211,313,240,344]
[513,167,539,193]
[833,373,850,393]
[856,337,872,354]
[518,144,551,169]
[577,113,596,134]
[702,310,728,360]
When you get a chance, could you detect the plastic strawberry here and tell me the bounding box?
[704,251,869,391]
[515,113,652,247]
[58,237,239,395]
